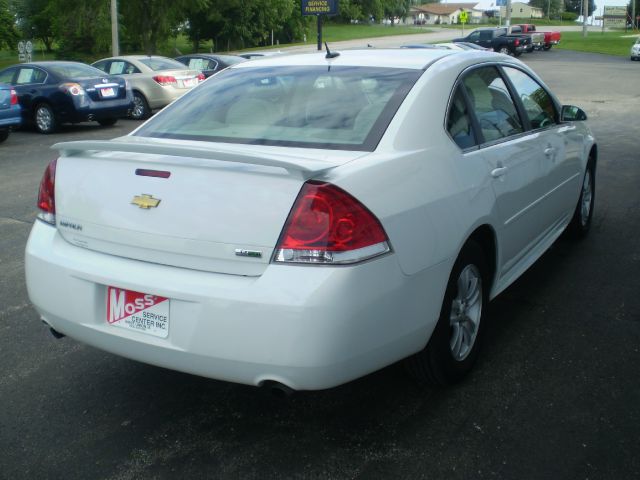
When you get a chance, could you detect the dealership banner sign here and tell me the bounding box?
[302,0,338,16]
[603,6,627,26]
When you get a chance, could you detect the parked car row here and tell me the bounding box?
[453,25,562,56]
[0,53,246,137]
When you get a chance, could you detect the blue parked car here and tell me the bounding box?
[0,83,21,143]
[0,61,133,134]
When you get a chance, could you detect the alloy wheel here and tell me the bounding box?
[449,264,483,361]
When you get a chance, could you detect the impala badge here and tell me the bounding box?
[131,194,161,209]
[235,249,262,258]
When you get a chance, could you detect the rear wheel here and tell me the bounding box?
[0,128,9,143]
[543,44,552,51]
[34,103,57,134]
[130,91,150,120]
[406,241,488,385]
[567,159,596,238]
[98,118,118,127]
[498,46,510,55]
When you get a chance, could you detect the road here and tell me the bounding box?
[1,49,639,479]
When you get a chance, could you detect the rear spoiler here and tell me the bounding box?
[52,138,343,177]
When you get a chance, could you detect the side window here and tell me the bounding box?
[479,31,493,41]
[108,61,139,74]
[93,61,108,72]
[462,66,523,143]
[109,61,125,74]
[502,67,557,129]
[467,31,480,42]
[16,68,46,85]
[0,68,16,83]
[188,58,206,71]
[446,85,477,149]
[207,60,219,71]
[124,62,140,74]
[32,68,47,83]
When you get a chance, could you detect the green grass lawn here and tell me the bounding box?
[321,24,431,41]
[557,31,639,56]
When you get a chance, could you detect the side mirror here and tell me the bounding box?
[561,105,587,122]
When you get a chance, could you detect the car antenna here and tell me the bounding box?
[325,42,340,59]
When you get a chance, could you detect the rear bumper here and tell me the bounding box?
[67,98,133,122]
[25,221,448,390]
[0,105,21,128]
[145,85,191,110]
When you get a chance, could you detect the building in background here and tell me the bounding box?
[410,2,483,24]
[499,1,545,18]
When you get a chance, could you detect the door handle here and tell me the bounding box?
[544,147,555,158]
[491,166,508,178]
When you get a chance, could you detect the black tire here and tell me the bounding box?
[498,46,510,55]
[130,91,150,120]
[406,240,489,385]
[0,129,9,143]
[98,118,118,127]
[567,158,596,239]
[543,45,552,51]
[514,51,522,57]
[34,103,57,134]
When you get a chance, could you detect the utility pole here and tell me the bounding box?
[582,0,588,36]
[505,0,512,27]
[111,0,119,56]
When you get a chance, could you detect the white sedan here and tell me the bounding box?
[26,49,596,391]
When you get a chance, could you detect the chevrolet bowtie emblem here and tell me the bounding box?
[131,194,161,209]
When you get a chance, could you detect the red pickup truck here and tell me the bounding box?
[514,24,561,50]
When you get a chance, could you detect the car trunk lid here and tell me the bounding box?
[77,76,128,102]
[52,137,364,276]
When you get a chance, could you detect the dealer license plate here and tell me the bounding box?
[181,78,194,88]
[107,287,169,338]
[100,87,116,97]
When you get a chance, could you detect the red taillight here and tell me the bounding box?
[514,39,520,46]
[152,75,177,86]
[37,158,57,225]
[197,73,205,82]
[10,89,18,105]
[274,181,390,264]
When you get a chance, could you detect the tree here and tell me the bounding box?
[383,0,411,24]
[0,0,19,50]
[50,0,111,59]
[120,0,209,55]
[184,0,306,51]
[12,0,55,52]
[565,0,596,17]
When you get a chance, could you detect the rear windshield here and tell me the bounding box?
[138,57,187,71]
[47,63,106,79]
[134,65,421,151]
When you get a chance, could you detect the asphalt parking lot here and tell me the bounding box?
[1,49,639,479]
